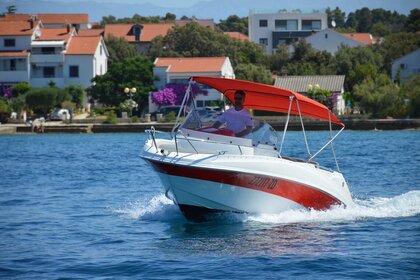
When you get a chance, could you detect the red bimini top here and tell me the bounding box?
[192,76,344,126]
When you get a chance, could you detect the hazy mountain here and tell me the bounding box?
[1,0,418,22]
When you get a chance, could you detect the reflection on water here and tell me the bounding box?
[158,218,340,257]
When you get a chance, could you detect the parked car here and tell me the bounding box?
[50,108,72,121]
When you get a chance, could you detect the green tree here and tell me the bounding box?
[265,44,289,75]
[283,40,334,75]
[371,22,391,37]
[25,88,70,115]
[401,74,420,117]
[11,82,31,97]
[64,85,85,108]
[332,45,383,91]
[105,34,136,65]
[217,15,248,34]
[150,22,264,67]
[405,8,420,32]
[9,95,26,113]
[0,99,11,123]
[326,7,346,28]
[353,74,405,118]
[375,32,420,74]
[89,56,154,112]
[234,63,272,84]
[164,12,176,21]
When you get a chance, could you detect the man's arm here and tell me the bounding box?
[212,121,222,129]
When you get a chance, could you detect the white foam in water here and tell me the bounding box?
[247,190,420,224]
[114,194,182,220]
[115,191,420,224]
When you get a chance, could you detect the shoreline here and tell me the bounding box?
[1,118,419,134]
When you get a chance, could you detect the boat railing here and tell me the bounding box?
[175,129,246,156]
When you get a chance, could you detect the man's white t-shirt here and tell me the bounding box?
[218,108,253,134]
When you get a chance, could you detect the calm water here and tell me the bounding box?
[0,131,419,279]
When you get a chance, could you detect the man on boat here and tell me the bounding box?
[212,90,253,137]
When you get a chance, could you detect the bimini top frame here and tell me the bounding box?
[170,77,345,171]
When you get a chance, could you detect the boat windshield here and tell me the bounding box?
[180,103,278,147]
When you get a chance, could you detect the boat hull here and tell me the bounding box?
[142,152,352,221]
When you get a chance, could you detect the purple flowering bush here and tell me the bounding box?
[151,83,208,106]
[2,86,12,99]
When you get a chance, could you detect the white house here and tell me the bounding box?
[248,10,327,55]
[151,57,235,113]
[0,19,41,86]
[64,36,108,87]
[305,28,374,54]
[0,18,108,93]
[391,48,420,83]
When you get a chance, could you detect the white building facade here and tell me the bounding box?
[392,48,420,83]
[305,28,364,54]
[0,19,108,91]
[248,11,327,54]
[151,57,235,113]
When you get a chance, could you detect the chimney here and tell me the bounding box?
[67,24,71,33]
[29,18,34,29]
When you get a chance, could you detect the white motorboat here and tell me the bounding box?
[141,76,353,221]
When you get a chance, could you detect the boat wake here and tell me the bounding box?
[115,191,420,224]
[248,190,420,224]
[113,195,183,221]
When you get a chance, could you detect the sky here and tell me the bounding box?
[1,0,418,22]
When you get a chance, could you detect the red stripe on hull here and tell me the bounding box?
[146,159,342,210]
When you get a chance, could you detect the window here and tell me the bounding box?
[69,65,79,77]
[302,20,321,30]
[325,33,328,39]
[259,38,268,45]
[259,19,268,27]
[4,39,15,47]
[275,20,298,30]
[41,47,55,54]
[196,100,204,107]
[100,45,103,55]
[10,59,16,71]
[43,67,55,78]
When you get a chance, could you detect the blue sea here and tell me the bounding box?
[1,131,419,279]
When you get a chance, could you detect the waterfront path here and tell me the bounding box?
[1,118,419,134]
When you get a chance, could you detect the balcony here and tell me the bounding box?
[30,77,64,88]
[0,70,29,83]
[31,53,64,64]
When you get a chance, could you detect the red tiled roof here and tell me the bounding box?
[224,32,249,41]
[155,57,227,73]
[66,36,101,55]
[78,29,104,36]
[0,20,40,36]
[36,27,75,43]
[0,50,30,57]
[0,14,33,21]
[38,14,89,24]
[104,23,174,42]
[342,33,375,45]
[0,13,89,24]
